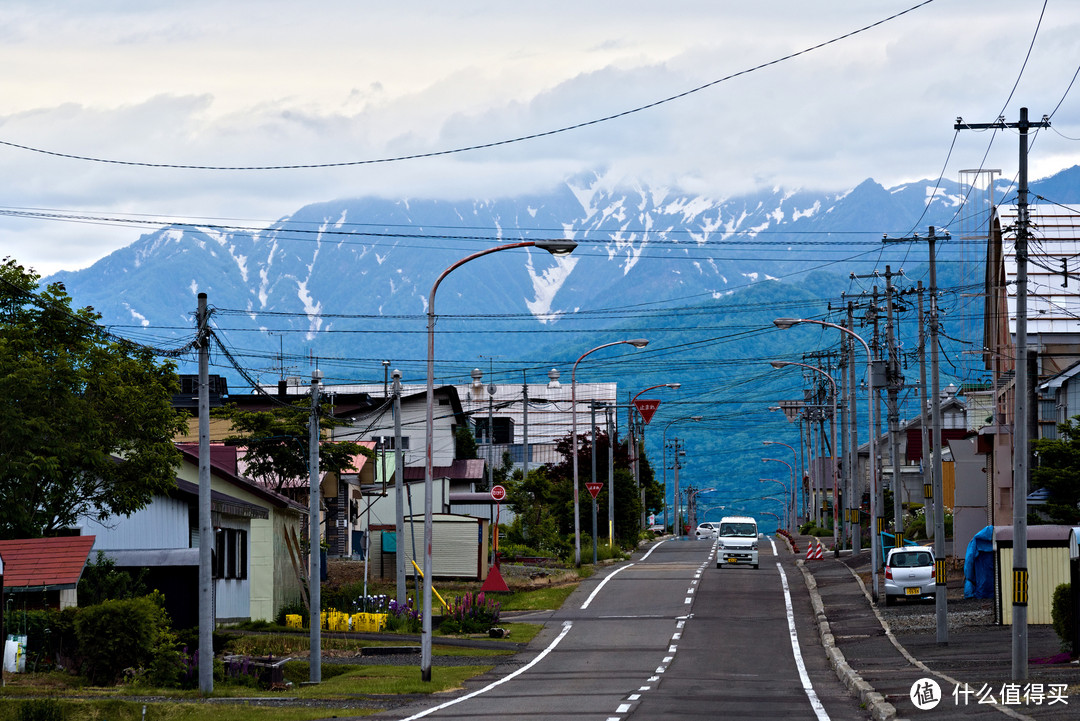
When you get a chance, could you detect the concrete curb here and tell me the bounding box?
[797,559,898,721]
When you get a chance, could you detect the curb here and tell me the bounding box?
[797,559,899,721]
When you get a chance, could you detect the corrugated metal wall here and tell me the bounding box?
[401,515,487,579]
[997,546,1071,625]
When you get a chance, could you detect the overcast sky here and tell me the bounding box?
[4,0,1080,276]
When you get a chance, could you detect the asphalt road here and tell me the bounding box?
[379,537,872,721]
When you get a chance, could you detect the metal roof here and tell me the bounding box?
[999,204,1080,336]
[0,536,96,591]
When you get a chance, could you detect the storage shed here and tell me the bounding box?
[401,513,490,581]
[994,525,1074,625]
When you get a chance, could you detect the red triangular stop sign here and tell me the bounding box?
[634,398,661,424]
[585,482,604,499]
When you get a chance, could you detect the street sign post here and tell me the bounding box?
[633,398,661,424]
[481,487,510,592]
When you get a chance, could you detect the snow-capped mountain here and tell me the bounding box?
[43,166,1080,379]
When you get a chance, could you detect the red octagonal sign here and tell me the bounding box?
[490,485,506,502]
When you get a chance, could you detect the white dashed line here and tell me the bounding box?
[617,704,631,713]
[628,694,641,700]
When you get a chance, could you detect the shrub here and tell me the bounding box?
[439,591,500,634]
[73,593,180,687]
[1051,583,1076,656]
[275,598,309,627]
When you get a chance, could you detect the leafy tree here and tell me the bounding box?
[1032,416,1080,524]
[507,428,657,550]
[0,259,187,539]
[78,551,149,606]
[454,425,479,460]
[211,400,370,493]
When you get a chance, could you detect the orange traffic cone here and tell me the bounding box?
[806,542,814,560]
[814,542,824,560]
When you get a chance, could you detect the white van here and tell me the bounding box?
[716,516,759,569]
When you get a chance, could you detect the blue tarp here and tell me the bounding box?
[964,525,995,599]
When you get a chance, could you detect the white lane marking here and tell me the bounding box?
[687,587,695,594]
[640,539,666,560]
[628,694,641,700]
[581,563,634,609]
[676,620,685,629]
[639,686,651,691]
[663,656,674,663]
[648,675,660,682]
[683,597,691,604]
[668,645,677,653]
[656,666,666,673]
[672,632,681,640]
[396,620,574,721]
[617,704,631,713]
[770,537,830,721]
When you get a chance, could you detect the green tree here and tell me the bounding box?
[1032,416,1080,524]
[211,400,370,493]
[0,259,187,539]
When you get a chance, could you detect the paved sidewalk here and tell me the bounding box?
[792,535,1078,720]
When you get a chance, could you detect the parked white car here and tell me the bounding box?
[883,546,935,606]
[694,522,720,540]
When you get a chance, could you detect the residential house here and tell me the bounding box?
[171,446,306,623]
[982,204,1080,529]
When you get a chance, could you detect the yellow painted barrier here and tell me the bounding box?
[409,559,449,612]
[285,614,303,629]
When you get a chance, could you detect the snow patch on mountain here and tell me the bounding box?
[793,201,820,220]
[525,253,577,323]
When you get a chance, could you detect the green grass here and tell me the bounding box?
[284,662,493,697]
[498,584,579,611]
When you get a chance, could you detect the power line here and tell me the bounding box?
[0,2,936,172]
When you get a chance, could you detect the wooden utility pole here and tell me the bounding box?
[957,108,1049,679]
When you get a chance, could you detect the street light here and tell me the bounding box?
[758,478,790,530]
[663,415,703,536]
[425,239,576,680]
[629,383,681,529]
[770,360,839,549]
[763,440,799,524]
[761,459,794,533]
[572,339,649,565]
[773,317,880,600]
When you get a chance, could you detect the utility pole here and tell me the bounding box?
[522,372,530,483]
[590,402,599,564]
[958,109,1049,679]
[196,293,213,694]
[846,302,861,555]
[393,370,406,607]
[883,266,905,544]
[671,437,683,536]
[917,283,933,544]
[309,368,323,683]
[884,227,950,644]
[607,404,615,546]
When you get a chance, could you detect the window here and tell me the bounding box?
[214,528,248,580]
[371,435,409,450]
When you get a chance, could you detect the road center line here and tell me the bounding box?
[396,620,574,721]
[770,537,830,721]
